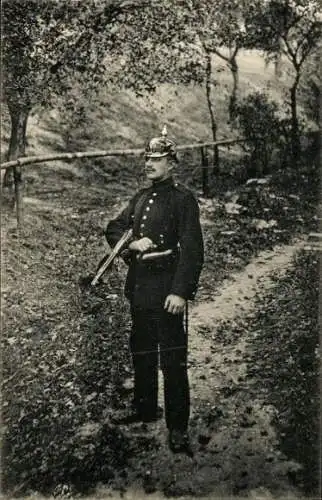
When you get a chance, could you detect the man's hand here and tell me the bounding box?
[164,294,186,315]
[129,237,156,253]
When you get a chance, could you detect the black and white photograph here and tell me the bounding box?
[1,1,321,499]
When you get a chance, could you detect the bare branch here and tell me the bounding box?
[281,34,300,70]
[212,47,230,63]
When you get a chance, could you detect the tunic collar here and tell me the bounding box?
[150,176,174,191]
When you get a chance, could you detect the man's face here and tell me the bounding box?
[144,155,173,182]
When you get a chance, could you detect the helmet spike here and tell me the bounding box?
[145,126,177,162]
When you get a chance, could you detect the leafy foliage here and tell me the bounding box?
[232,92,292,175]
[2,0,145,111]
[244,0,321,65]
[299,48,322,126]
[108,2,206,93]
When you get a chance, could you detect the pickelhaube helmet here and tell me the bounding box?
[145,126,178,161]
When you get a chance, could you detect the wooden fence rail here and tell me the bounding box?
[1,137,248,226]
[0,138,246,170]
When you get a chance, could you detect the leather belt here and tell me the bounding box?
[139,249,173,261]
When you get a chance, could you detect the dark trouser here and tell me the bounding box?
[130,305,190,431]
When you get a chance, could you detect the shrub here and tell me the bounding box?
[232,92,291,176]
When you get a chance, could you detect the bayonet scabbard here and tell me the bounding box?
[91,229,133,286]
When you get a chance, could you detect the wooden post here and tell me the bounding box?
[4,105,30,228]
[200,146,210,198]
[213,144,219,175]
[13,166,23,227]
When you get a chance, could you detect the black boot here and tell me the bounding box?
[168,429,193,456]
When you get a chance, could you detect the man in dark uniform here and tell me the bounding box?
[105,130,204,452]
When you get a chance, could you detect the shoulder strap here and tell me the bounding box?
[173,182,192,195]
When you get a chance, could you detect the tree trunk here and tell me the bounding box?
[228,57,239,121]
[205,51,219,173]
[200,146,210,198]
[3,105,30,226]
[290,73,300,166]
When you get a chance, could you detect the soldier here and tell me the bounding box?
[105,129,204,453]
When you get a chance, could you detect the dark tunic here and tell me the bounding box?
[105,176,204,308]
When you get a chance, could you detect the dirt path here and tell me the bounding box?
[188,240,305,405]
[105,239,306,500]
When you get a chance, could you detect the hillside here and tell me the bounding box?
[2,51,290,158]
[1,50,296,206]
